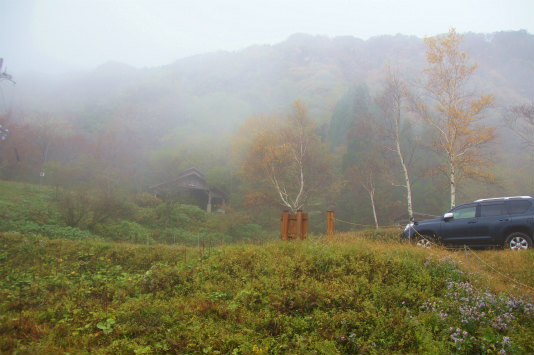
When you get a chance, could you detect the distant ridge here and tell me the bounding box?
[10,31,533,137]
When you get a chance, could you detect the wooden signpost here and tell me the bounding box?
[327,210,334,241]
[280,210,335,241]
[280,210,308,240]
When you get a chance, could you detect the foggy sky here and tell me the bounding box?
[1,0,533,74]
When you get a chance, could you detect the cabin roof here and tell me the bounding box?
[148,167,227,199]
[178,167,204,179]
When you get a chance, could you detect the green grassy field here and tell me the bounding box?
[0,180,533,354]
[1,231,533,355]
[0,180,269,246]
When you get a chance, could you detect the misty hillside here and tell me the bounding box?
[9,31,533,139]
[1,29,534,240]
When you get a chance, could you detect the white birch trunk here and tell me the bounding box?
[450,160,456,208]
[395,132,413,219]
[363,175,379,230]
[369,188,379,230]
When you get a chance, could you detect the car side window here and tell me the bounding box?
[508,200,531,215]
[453,206,476,219]
[480,203,506,217]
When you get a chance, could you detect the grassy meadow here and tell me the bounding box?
[1,231,533,355]
[0,180,533,354]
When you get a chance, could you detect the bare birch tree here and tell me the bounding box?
[505,103,534,148]
[344,120,385,230]
[505,102,534,194]
[239,101,332,213]
[347,165,380,229]
[377,65,415,220]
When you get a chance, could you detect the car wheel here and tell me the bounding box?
[415,234,434,248]
[504,232,532,250]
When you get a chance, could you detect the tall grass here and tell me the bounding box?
[1,231,532,354]
[331,228,534,296]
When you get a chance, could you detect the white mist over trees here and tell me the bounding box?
[1,31,533,231]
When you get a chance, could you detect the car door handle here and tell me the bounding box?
[499,218,510,222]
[468,221,477,224]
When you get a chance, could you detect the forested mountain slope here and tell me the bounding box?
[9,31,533,138]
[1,30,532,225]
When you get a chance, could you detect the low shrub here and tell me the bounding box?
[133,193,162,208]
[229,223,268,242]
[0,234,532,354]
[0,220,95,240]
[157,227,203,246]
[110,221,154,244]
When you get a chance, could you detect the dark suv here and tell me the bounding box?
[402,196,534,250]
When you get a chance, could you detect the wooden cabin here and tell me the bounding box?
[148,168,227,213]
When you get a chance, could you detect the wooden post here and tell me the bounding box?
[296,210,303,240]
[327,210,334,241]
[281,211,289,241]
[206,190,212,213]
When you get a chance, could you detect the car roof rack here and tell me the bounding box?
[475,196,533,202]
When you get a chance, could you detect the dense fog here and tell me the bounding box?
[1,1,533,233]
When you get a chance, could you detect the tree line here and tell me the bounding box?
[0,29,533,233]
[236,29,533,229]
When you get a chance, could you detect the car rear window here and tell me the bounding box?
[480,203,506,217]
[508,200,532,215]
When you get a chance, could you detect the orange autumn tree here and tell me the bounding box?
[238,101,332,213]
[417,28,496,208]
